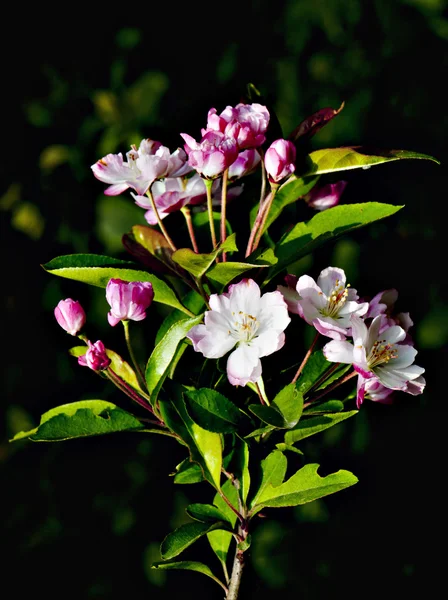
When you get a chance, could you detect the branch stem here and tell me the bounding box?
[292,332,320,383]
[204,179,217,250]
[220,168,229,261]
[146,187,177,252]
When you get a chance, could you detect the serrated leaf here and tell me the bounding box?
[184,388,243,433]
[302,146,440,176]
[42,253,193,314]
[11,400,143,442]
[265,203,403,283]
[160,521,231,560]
[252,463,357,511]
[171,233,237,280]
[249,383,303,429]
[173,460,204,484]
[186,503,231,524]
[151,561,227,592]
[284,411,358,445]
[125,225,181,275]
[249,450,287,510]
[146,315,203,405]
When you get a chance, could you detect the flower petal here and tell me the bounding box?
[227,344,262,386]
[323,340,354,364]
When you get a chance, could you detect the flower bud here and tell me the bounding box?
[264,139,296,184]
[78,340,111,371]
[180,131,238,179]
[305,181,347,211]
[54,299,86,336]
[106,279,154,327]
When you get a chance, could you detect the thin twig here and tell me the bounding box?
[292,332,320,383]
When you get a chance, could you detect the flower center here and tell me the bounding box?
[367,339,398,370]
[321,280,350,318]
[231,310,260,343]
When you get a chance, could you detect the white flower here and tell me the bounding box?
[187,279,291,386]
[285,267,369,340]
[323,315,425,406]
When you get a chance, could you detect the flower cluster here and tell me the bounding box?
[278,267,425,406]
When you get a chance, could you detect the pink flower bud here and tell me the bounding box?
[204,104,270,150]
[264,139,296,184]
[106,279,154,327]
[78,340,111,371]
[54,299,86,336]
[305,181,347,211]
[180,131,239,179]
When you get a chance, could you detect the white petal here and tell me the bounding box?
[228,279,261,315]
[251,330,285,357]
[351,315,369,347]
[392,345,418,369]
[382,325,406,345]
[323,340,354,364]
[317,267,346,296]
[227,344,262,386]
[196,329,236,359]
[258,291,291,332]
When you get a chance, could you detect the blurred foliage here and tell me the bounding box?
[2,0,447,597]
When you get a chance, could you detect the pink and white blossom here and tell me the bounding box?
[181,131,239,179]
[106,279,154,327]
[305,181,347,211]
[204,103,270,149]
[78,340,111,371]
[54,299,86,336]
[365,288,413,342]
[91,139,191,196]
[277,274,300,314]
[323,315,425,407]
[286,267,368,340]
[228,149,261,180]
[187,279,290,386]
[264,139,296,184]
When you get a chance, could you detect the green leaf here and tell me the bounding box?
[284,411,358,445]
[206,259,270,289]
[249,450,287,510]
[207,479,238,566]
[151,561,227,592]
[244,425,275,439]
[130,224,178,271]
[42,253,193,314]
[265,203,403,283]
[184,388,243,433]
[11,400,143,442]
[155,291,205,345]
[275,443,304,455]
[166,394,223,490]
[171,233,238,280]
[173,459,204,484]
[302,146,440,176]
[160,521,231,560]
[250,175,319,231]
[296,350,332,395]
[304,400,344,414]
[249,384,303,429]
[186,503,231,523]
[252,463,358,510]
[223,437,251,504]
[70,346,141,392]
[146,314,203,405]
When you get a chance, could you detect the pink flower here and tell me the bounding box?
[91,139,191,196]
[187,279,291,386]
[323,315,425,407]
[277,274,300,314]
[181,131,239,179]
[78,340,111,371]
[106,279,154,327]
[264,139,296,184]
[286,267,369,340]
[54,299,86,336]
[204,103,270,150]
[228,149,261,180]
[305,181,347,211]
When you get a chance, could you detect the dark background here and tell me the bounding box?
[2,2,447,598]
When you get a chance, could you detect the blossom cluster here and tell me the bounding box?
[277,267,425,406]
